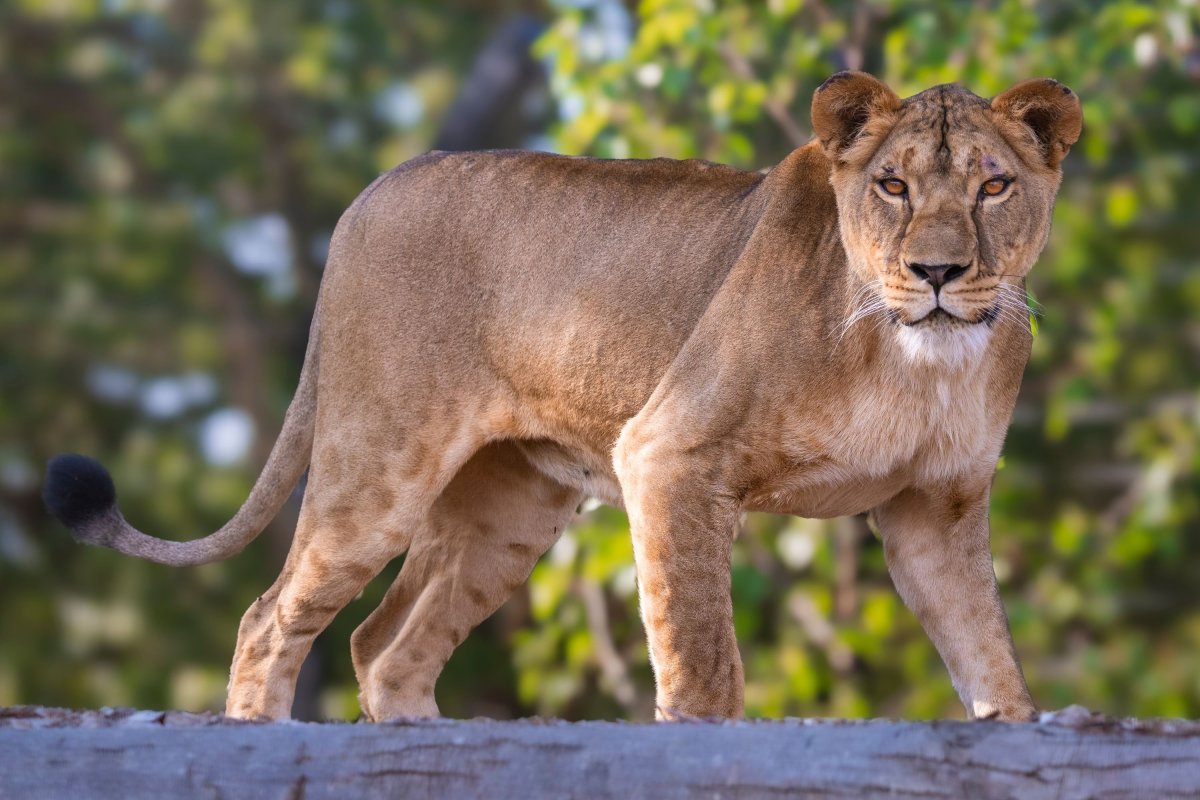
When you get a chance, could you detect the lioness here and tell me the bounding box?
[45,72,1081,722]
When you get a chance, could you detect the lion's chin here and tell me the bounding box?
[894,310,993,367]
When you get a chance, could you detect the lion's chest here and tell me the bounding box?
[827,372,992,479]
[749,372,997,518]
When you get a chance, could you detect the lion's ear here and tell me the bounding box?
[810,71,901,160]
[991,78,1082,169]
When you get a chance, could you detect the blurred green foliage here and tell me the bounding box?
[2,0,1198,721]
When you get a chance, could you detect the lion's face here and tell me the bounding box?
[812,74,1082,363]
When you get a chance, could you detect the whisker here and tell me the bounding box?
[992,284,1040,322]
[837,281,886,337]
[835,283,891,351]
[993,301,1031,330]
[866,311,894,337]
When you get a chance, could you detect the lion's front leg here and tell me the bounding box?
[874,485,1036,721]
[616,436,744,720]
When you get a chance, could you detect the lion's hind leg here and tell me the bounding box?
[224,419,486,721]
[225,504,391,720]
[351,441,581,721]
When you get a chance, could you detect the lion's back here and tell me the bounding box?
[317,148,770,442]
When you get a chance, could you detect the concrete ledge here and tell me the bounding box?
[2,706,1198,798]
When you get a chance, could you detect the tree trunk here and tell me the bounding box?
[2,706,1197,799]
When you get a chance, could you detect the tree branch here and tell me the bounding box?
[717,42,809,148]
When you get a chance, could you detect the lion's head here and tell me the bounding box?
[811,72,1082,365]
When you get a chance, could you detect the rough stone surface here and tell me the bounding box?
[1,706,1198,798]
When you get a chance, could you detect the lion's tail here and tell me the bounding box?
[43,312,321,567]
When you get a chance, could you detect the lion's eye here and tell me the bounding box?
[879,178,907,196]
[981,178,1010,197]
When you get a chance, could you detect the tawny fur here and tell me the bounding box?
[47,73,1082,723]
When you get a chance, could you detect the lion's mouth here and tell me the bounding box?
[904,305,998,327]
[904,307,964,327]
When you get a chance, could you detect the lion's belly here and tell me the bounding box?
[519,441,908,520]
[514,439,625,508]
[516,439,917,521]
[513,366,998,520]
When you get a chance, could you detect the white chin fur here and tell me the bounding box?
[894,320,992,368]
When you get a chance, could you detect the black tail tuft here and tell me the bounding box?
[43,454,117,530]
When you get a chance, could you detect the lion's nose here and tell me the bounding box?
[906,262,969,292]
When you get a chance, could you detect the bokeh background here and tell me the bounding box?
[3,0,1198,721]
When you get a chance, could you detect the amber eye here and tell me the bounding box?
[879,178,907,196]
[981,177,1010,197]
